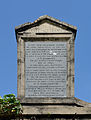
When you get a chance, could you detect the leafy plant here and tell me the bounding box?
[0,94,22,117]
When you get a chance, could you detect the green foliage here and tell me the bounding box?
[0,94,22,116]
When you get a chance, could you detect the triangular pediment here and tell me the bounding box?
[15,15,77,36]
[25,21,72,34]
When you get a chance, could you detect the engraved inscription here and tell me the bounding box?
[25,41,67,97]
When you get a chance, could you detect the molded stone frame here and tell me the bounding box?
[15,16,91,118]
[17,32,75,103]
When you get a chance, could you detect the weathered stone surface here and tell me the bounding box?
[15,15,91,120]
[15,15,77,33]
[17,36,74,99]
[25,22,72,33]
[25,41,67,98]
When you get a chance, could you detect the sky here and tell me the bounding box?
[0,0,91,102]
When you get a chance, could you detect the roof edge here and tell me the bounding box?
[15,15,77,32]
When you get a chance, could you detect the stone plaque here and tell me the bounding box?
[25,41,67,97]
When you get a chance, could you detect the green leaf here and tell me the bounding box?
[4,94,15,98]
[0,94,22,116]
[0,96,2,99]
